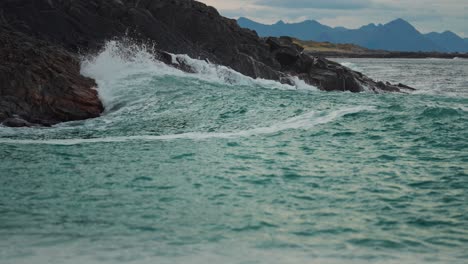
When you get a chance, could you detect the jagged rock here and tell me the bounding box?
[0,26,103,127]
[397,83,417,90]
[1,117,36,127]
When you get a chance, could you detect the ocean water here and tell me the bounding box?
[0,43,467,264]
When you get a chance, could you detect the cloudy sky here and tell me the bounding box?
[198,0,468,37]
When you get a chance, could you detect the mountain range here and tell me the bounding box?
[237,17,468,53]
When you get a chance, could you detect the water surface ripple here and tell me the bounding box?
[0,48,467,263]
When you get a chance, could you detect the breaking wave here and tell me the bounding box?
[80,41,317,111]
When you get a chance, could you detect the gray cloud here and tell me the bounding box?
[254,0,372,10]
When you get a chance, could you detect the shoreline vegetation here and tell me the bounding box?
[293,38,468,59]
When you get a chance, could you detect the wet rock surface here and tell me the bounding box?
[0,26,103,127]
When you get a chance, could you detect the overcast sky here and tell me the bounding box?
[198,0,468,37]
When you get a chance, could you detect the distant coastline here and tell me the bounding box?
[293,38,468,59]
[238,17,468,54]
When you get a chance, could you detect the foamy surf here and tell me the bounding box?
[0,106,375,145]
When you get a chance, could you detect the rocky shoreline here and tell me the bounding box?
[0,0,415,127]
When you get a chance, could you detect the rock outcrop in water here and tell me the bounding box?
[0,0,414,127]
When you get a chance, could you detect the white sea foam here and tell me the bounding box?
[80,41,317,110]
[166,53,318,91]
[0,106,375,145]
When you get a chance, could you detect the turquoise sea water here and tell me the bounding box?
[1,44,467,264]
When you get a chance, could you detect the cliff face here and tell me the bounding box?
[0,0,413,127]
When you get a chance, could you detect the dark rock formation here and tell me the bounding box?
[263,37,410,92]
[0,26,103,127]
[0,0,414,126]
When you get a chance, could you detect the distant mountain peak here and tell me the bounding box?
[427,30,460,38]
[237,17,251,22]
[302,19,319,24]
[361,23,377,30]
[386,18,412,27]
[425,30,468,52]
[275,20,285,25]
[384,18,419,33]
[390,18,409,24]
[441,31,459,37]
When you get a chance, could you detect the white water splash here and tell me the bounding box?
[80,41,317,110]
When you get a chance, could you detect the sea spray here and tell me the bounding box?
[80,40,318,111]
